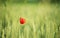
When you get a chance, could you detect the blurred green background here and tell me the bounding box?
[0,0,60,38]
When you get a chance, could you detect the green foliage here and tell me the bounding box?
[2,16,8,29]
[0,2,60,38]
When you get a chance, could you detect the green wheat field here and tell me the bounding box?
[0,0,60,38]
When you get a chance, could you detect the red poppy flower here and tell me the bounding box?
[20,17,26,24]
